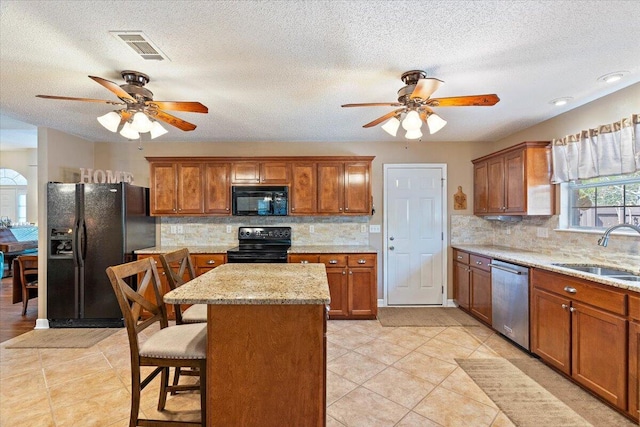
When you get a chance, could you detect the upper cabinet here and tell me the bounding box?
[472,141,555,216]
[146,156,374,217]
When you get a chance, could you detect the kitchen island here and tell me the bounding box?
[163,263,330,427]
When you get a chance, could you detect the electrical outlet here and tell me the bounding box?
[506,226,511,235]
[170,225,177,234]
[226,225,232,233]
[369,224,381,233]
[177,225,184,234]
[309,225,314,233]
[360,224,367,233]
[536,227,549,238]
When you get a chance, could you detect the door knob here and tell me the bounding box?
[390,236,394,241]
[389,246,395,250]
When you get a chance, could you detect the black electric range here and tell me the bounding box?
[226,226,291,263]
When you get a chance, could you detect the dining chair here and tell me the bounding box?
[159,248,207,324]
[17,255,38,316]
[106,257,206,427]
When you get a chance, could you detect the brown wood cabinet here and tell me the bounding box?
[193,253,226,276]
[531,269,628,411]
[317,161,371,215]
[150,162,204,215]
[146,156,373,217]
[231,161,290,184]
[289,253,377,319]
[452,249,491,325]
[472,141,555,216]
[629,294,640,422]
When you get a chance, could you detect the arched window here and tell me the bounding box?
[0,168,28,224]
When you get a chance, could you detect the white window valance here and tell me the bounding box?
[551,114,639,183]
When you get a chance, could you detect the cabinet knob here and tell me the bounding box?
[345,207,349,211]
[561,304,568,310]
[291,207,295,211]
[342,270,346,275]
[206,260,215,265]
[226,208,229,211]
[339,208,343,211]
[476,261,482,265]
[301,260,309,264]
[329,260,338,264]
[457,255,463,259]
[349,271,353,275]
[357,259,366,264]
[563,286,577,294]
[569,307,576,313]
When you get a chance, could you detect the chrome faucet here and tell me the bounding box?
[597,223,640,247]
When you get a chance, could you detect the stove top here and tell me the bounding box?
[227,226,292,263]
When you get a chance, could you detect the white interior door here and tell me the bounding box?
[385,165,446,305]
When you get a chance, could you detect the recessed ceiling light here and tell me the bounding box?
[550,97,572,106]
[597,71,627,83]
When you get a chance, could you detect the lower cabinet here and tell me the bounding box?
[289,253,377,319]
[531,269,628,411]
[629,294,640,422]
[452,249,491,325]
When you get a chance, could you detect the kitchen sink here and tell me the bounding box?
[552,263,640,282]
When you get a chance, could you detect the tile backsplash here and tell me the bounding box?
[160,216,370,246]
[451,215,640,270]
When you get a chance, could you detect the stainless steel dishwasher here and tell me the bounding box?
[489,260,530,350]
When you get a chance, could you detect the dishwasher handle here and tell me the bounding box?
[489,263,526,275]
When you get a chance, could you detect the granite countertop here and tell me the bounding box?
[452,244,640,293]
[163,263,331,305]
[135,245,377,254]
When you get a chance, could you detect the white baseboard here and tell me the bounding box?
[378,298,385,307]
[379,299,458,308]
[35,318,49,329]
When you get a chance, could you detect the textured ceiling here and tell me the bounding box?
[1,0,639,148]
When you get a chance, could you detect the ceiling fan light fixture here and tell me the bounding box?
[131,111,153,133]
[97,111,121,132]
[426,113,447,134]
[401,110,422,131]
[405,129,423,140]
[381,116,401,137]
[120,121,140,139]
[150,121,168,139]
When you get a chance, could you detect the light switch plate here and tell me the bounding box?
[226,225,232,233]
[170,225,177,234]
[369,224,381,233]
[177,225,184,234]
[360,224,367,233]
[310,225,315,233]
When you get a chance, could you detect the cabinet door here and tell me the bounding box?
[289,254,320,264]
[176,163,204,214]
[453,261,470,310]
[349,267,376,318]
[150,162,177,215]
[260,162,290,184]
[473,161,488,214]
[629,320,639,421]
[571,301,627,409]
[487,155,505,213]
[470,267,491,324]
[317,162,344,214]
[231,162,260,184]
[326,267,349,318]
[344,162,370,214]
[504,148,526,214]
[204,163,231,214]
[290,163,317,215]
[531,288,571,375]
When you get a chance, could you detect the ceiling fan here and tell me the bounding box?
[341,70,499,139]
[36,70,208,139]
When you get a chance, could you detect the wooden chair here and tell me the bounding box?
[106,258,206,427]
[159,248,207,325]
[17,255,38,316]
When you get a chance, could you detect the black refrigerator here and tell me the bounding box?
[47,182,156,327]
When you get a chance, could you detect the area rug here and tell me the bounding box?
[5,328,120,348]
[456,358,635,427]
[377,307,482,327]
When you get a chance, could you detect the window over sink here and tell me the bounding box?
[561,170,640,231]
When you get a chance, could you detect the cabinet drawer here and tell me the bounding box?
[289,254,320,264]
[630,294,640,322]
[193,254,225,268]
[319,254,347,267]
[453,250,469,264]
[532,269,627,316]
[470,254,491,272]
[347,254,376,267]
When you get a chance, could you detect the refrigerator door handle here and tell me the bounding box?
[77,218,87,267]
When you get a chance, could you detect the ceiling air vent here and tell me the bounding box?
[109,31,170,61]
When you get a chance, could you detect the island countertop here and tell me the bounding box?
[163,263,331,305]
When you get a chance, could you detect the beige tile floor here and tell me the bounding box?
[0,317,538,427]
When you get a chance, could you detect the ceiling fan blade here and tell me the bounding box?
[89,75,136,102]
[429,94,500,107]
[342,102,403,108]
[410,78,444,100]
[35,95,125,105]
[146,101,208,113]
[151,109,197,131]
[362,108,405,128]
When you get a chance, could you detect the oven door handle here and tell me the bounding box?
[488,263,523,275]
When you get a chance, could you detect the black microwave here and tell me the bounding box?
[232,186,288,216]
